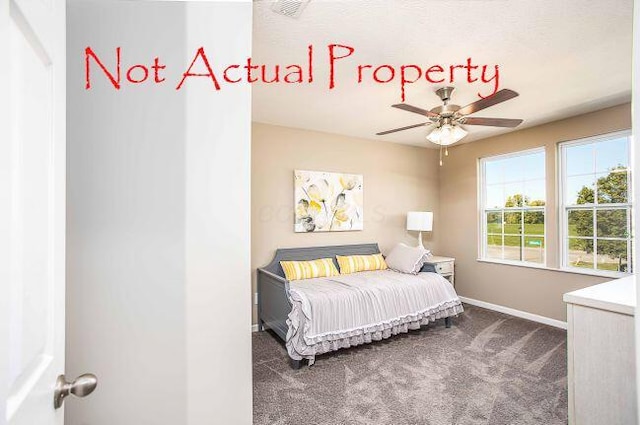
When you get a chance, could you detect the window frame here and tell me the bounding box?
[558,130,633,277]
[478,147,547,266]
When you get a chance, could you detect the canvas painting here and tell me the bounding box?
[294,170,363,232]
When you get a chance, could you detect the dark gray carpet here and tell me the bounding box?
[253,304,567,425]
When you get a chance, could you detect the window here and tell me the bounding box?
[480,149,546,264]
[560,131,632,274]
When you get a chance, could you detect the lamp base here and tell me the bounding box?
[417,231,425,249]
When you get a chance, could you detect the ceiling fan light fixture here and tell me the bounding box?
[426,123,467,146]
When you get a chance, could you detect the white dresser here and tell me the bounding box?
[563,276,637,425]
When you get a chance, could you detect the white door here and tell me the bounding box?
[1,0,67,424]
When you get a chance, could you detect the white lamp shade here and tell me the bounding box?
[407,211,433,231]
[426,124,468,146]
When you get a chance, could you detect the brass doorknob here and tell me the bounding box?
[53,373,98,409]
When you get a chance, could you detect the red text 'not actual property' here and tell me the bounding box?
[84,44,502,101]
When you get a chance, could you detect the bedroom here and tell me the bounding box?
[2,1,638,425]
[251,0,635,424]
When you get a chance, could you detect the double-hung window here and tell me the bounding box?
[480,148,546,264]
[560,131,632,274]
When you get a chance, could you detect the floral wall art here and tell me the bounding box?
[294,170,363,232]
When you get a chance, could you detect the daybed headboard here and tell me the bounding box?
[261,243,381,278]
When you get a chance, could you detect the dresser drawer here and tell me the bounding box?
[435,262,453,274]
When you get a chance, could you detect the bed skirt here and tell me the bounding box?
[286,299,464,364]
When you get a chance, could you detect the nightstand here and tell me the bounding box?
[422,256,455,287]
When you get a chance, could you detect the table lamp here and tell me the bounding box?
[407,211,433,249]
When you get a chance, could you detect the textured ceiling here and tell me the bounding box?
[252,0,633,147]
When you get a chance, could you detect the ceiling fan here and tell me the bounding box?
[377,87,523,164]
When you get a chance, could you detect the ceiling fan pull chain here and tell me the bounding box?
[445,147,449,157]
[439,146,443,166]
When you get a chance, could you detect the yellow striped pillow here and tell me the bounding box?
[336,253,388,274]
[279,258,340,281]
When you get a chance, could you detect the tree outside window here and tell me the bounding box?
[562,132,631,274]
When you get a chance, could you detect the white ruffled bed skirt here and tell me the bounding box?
[286,299,464,364]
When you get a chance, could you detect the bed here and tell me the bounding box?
[257,243,463,368]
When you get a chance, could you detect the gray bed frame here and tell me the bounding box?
[257,243,451,368]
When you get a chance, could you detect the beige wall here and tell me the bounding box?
[251,122,441,323]
[440,103,632,321]
[252,103,631,325]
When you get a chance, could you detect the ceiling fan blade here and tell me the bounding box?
[457,89,519,116]
[462,117,523,128]
[376,123,428,135]
[392,104,439,118]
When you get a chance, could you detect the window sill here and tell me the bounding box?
[476,258,631,279]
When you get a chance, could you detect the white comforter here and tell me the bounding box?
[286,270,463,363]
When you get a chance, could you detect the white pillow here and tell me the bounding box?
[384,243,429,275]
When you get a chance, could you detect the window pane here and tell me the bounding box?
[485,234,503,260]
[568,238,594,269]
[484,160,502,185]
[485,185,504,208]
[566,175,595,205]
[486,212,502,234]
[523,151,545,180]
[482,150,546,265]
[595,137,628,173]
[504,211,522,234]
[502,156,526,183]
[523,211,544,235]
[596,240,629,272]
[562,134,631,273]
[503,235,522,261]
[596,209,628,238]
[568,209,593,237]
[524,236,544,263]
[596,171,628,204]
[524,179,545,206]
[566,143,594,176]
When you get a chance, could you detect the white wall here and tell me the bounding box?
[66,2,252,424]
[634,0,640,421]
[183,3,253,424]
[0,1,11,423]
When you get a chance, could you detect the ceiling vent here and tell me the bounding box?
[270,0,310,19]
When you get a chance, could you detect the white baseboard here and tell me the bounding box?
[459,296,567,330]
[251,324,259,332]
